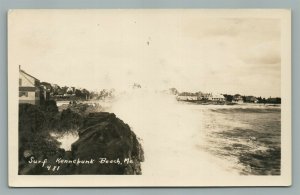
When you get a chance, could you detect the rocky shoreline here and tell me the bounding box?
[18,101,144,175]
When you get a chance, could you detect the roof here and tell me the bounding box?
[212,94,225,98]
[20,69,40,81]
[178,92,197,96]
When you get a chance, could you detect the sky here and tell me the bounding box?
[9,10,282,97]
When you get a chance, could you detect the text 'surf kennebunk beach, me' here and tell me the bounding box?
[8,10,291,187]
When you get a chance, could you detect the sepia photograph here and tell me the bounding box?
[8,9,291,187]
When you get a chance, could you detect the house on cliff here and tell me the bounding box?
[19,66,43,105]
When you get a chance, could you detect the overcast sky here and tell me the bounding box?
[10,10,282,97]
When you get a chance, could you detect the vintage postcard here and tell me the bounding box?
[8,9,291,187]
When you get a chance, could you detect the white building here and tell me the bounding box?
[211,94,225,102]
[176,94,198,101]
[19,66,41,105]
[202,93,225,102]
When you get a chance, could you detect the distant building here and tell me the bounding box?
[211,94,225,102]
[233,94,244,103]
[202,93,225,102]
[176,92,198,101]
[245,96,258,103]
[202,93,212,100]
[19,66,41,105]
[195,91,204,100]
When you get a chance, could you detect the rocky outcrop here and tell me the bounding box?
[70,112,144,174]
[59,108,83,130]
[18,103,144,175]
[18,104,64,175]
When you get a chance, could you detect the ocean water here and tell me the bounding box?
[54,90,281,176]
[195,105,281,175]
[110,91,281,176]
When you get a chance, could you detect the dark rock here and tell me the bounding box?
[40,100,59,114]
[19,103,144,175]
[60,108,83,130]
[18,104,63,175]
[19,103,46,133]
[71,112,144,175]
[65,103,102,116]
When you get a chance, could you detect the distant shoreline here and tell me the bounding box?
[176,100,281,106]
